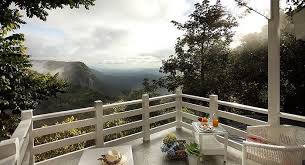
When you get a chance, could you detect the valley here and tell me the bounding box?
[31,60,162,115]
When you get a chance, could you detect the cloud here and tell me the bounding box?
[19,0,192,69]
[20,0,268,69]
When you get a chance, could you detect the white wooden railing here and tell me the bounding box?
[0,110,34,165]
[1,88,305,165]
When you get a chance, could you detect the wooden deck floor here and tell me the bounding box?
[57,127,242,165]
[123,127,242,165]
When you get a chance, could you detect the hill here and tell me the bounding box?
[31,60,163,96]
[31,60,162,114]
[31,60,100,89]
[31,60,111,114]
[91,68,162,96]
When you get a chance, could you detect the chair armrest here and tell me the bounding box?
[243,141,305,151]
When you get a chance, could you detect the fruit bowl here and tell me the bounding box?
[199,125,215,132]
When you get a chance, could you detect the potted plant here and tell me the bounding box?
[160,133,187,160]
[185,142,200,165]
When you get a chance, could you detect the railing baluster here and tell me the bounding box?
[142,94,150,142]
[95,100,104,147]
[21,110,34,165]
[175,87,182,129]
[209,95,218,119]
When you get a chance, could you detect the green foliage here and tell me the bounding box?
[229,29,268,108]
[0,114,20,141]
[124,78,177,129]
[0,24,67,113]
[185,142,200,156]
[159,0,237,100]
[0,0,95,28]
[0,0,95,140]
[123,78,159,101]
[279,29,305,115]
[0,70,67,139]
[0,25,66,139]
[160,2,305,116]
[103,100,142,142]
[35,87,110,115]
[0,64,67,112]
[0,0,96,113]
[285,0,305,16]
[229,16,305,115]
[34,116,93,162]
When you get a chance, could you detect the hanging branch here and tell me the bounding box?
[285,0,305,16]
[234,0,270,20]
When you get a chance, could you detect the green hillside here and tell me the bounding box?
[31,60,162,114]
[34,87,112,115]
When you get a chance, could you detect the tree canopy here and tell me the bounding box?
[0,0,94,27]
[160,0,237,99]
[0,0,95,140]
[159,1,305,116]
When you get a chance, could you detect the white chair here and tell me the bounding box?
[242,125,305,165]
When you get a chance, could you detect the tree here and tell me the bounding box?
[0,0,95,140]
[159,0,237,99]
[0,0,94,26]
[124,78,159,101]
[229,26,268,108]
[229,14,305,115]
[279,32,305,116]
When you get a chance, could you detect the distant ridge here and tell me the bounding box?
[30,60,164,114]
[31,60,162,96]
[31,60,98,89]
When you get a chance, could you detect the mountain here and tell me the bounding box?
[31,60,111,114]
[91,68,162,96]
[31,60,162,96]
[31,60,98,89]
[30,60,163,114]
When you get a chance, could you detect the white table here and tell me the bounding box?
[78,145,134,165]
[192,122,228,164]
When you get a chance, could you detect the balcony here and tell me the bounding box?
[1,90,305,165]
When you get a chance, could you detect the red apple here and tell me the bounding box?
[198,117,208,122]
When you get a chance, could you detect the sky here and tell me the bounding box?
[19,0,271,69]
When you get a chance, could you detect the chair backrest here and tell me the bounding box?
[295,126,305,145]
[247,125,305,145]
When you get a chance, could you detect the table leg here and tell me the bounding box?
[192,129,195,139]
[199,134,203,151]
[224,133,228,164]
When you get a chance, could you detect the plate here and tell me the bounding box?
[199,125,215,133]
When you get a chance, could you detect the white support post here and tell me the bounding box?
[21,110,34,165]
[209,95,218,119]
[242,144,246,165]
[175,87,182,129]
[142,94,150,142]
[95,100,104,147]
[268,0,280,126]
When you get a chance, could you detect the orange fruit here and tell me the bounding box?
[212,119,219,127]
